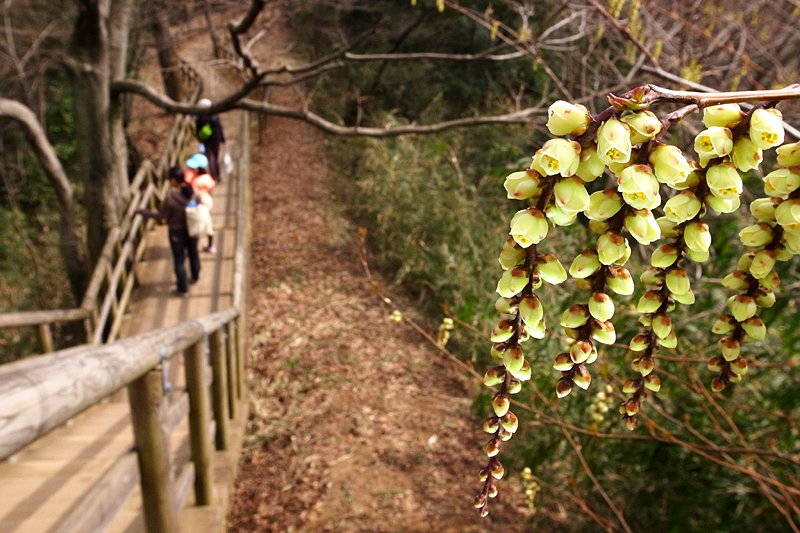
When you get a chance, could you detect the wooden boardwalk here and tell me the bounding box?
[0,113,246,533]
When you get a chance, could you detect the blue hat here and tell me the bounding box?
[187,153,208,169]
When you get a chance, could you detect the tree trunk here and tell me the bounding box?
[69,0,137,264]
[149,0,184,101]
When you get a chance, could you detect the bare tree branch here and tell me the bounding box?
[111,77,546,136]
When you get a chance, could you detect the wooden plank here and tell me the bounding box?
[0,308,87,329]
[52,452,140,533]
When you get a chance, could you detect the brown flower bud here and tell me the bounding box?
[486,438,501,457]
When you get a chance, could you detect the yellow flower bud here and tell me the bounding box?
[630,333,651,351]
[589,292,615,321]
[659,330,678,348]
[718,337,741,361]
[727,294,757,322]
[640,266,665,286]
[546,100,591,136]
[554,352,574,371]
[624,208,661,245]
[784,230,800,254]
[664,190,702,223]
[569,249,602,278]
[518,296,544,325]
[501,411,519,433]
[755,286,776,308]
[495,296,517,315]
[597,231,631,266]
[712,315,737,335]
[597,118,632,165]
[621,110,662,143]
[553,176,590,213]
[575,145,605,182]
[534,138,582,177]
[694,126,733,161]
[742,317,766,340]
[637,290,662,314]
[749,249,777,279]
[702,103,743,129]
[672,288,695,305]
[499,237,526,270]
[491,319,516,342]
[706,162,743,199]
[510,207,549,247]
[504,169,544,199]
[739,223,773,247]
[652,313,672,339]
[730,356,748,377]
[536,253,567,284]
[484,366,506,387]
[722,271,751,291]
[591,319,616,345]
[510,359,532,380]
[648,144,693,185]
[651,244,679,268]
[556,379,573,398]
[496,267,530,297]
[573,364,592,390]
[750,108,784,150]
[492,391,510,417]
[665,268,691,295]
[605,266,634,295]
[764,167,800,196]
[684,222,711,253]
[570,339,595,364]
[544,203,578,227]
[777,141,800,167]
[750,197,779,222]
[618,164,660,209]
[731,136,762,172]
[585,189,623,221]
[656,217,681,238]
[705,194,740,215]
[776,199,800,232]
[707,356,726,372]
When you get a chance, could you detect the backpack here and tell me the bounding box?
[196,122,213,142]
[185,199,214,238]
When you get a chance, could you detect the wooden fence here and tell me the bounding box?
[0,62,203,354]
[0,111,251,533]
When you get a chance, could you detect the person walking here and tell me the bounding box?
[135,167,200,296]
[195,98,226,183]
[185,153,218,253]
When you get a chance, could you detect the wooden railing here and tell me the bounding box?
[0,111,251,533]
[0,62,203,354]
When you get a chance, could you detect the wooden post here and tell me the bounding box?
[128,369,178,533]
[184,341,213,505]
[235,316,245,400]
[225,321,238,419]
[208,329,229,451]
[38,323,54,353]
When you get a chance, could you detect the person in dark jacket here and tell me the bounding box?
[135,168,200,296]
[195,98,226,183]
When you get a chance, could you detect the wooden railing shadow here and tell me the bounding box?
[0,61,203,354]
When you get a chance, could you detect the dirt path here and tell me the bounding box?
[182,6,531,533]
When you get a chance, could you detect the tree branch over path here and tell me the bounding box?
[110,77,546,136]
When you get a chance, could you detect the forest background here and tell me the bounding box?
[3,0,800,531]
